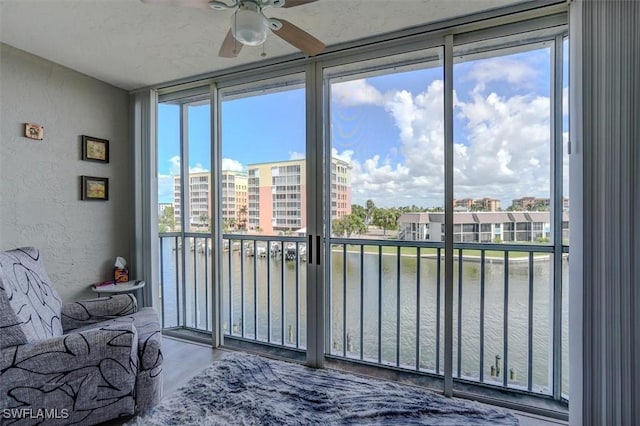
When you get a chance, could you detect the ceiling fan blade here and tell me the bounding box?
[272,19,325,56]
[219,28,243,58]
[282,0,320,8]
[140,0,214,9]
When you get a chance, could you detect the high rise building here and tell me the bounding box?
[173,172,211,230]
[331,159,351,220]
[247,157,351,235]
[221,171,248,230]
[173,170,248,232]
[234,173,248,230]
[171,158,350,235]
[247,159,305,234]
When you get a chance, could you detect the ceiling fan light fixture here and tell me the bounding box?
[231,4,267,46]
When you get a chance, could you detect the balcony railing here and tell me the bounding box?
[159,233,568,401]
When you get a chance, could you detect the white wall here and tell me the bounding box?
[0,43,130,302]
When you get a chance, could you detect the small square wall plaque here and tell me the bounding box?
[24,123,44,140]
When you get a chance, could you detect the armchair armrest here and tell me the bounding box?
[1,324,139,420]
[61,294,137,332]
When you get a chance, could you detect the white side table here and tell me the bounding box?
[91,280,146,305]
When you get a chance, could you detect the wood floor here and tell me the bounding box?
[161,335,225,396]
[109,336,567,425]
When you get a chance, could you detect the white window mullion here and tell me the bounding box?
[551,34,565,401]
[305,61,325,368]
[211,83,223,347]
[443,34,455,397]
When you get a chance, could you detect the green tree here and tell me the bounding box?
[531,200,549,211]
[333,214,367,238]
[332,214,366,237]
[365,199,376,228]
[470,204,487,212]
[343,214,367,237]
[198,213,211,232]
[351,204,366,222]
[331,213,367,238]
[158,205,175,232]
[332,217,348,237]
[238,206,248,230]
[373,208,400,236]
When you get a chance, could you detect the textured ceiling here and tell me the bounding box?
[0,0,523,91]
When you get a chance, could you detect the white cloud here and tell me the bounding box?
[168,155,180,175]
[350,155,411,195]
[167,156,212,173]
[468,57,538,86]
[454,91,550,196]
[190,163,207,173]
[331,148,354,163]
[344,80,447,206]
[331,79,384,107]
[222,158,244,172]
[340,72,552,207]
[289,151,305,160]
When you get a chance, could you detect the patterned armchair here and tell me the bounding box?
[0,248,163,425]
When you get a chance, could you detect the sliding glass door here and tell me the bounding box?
[219,73,308,350]
[451,36,559,395]
[323,47,445,375]
[157,89,212,333]
[317,26,567,399]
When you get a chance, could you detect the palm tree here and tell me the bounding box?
[365,199,376,229]
[238,205,248,230]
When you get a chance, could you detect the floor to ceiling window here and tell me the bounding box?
[152,6,569,412]
[453,37,556,394]
[324,47,445,374]
[157,90,212,332]
[219,74,308,349]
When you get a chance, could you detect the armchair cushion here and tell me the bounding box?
[1,323,139,425]
[61,294,138,332]
[70,307,162,373]
[70,307,164,412]
[0,248,63,348]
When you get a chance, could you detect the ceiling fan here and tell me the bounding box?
[140,0,325,58]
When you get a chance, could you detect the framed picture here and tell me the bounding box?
[82,135,109,163]
[81,176,109,201]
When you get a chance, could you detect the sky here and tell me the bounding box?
[157,41,569,209]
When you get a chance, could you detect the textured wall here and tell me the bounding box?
[0,44,130,302]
